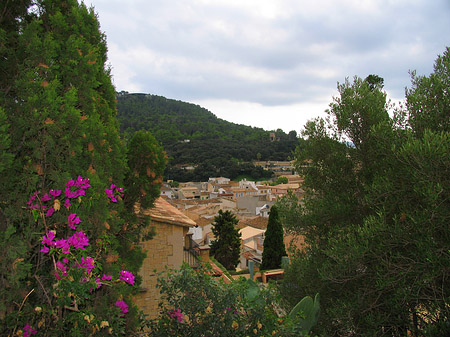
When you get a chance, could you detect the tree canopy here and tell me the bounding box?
[260,205,287,270]
[280,50,450,336]
[115,92,298,181]
[210,210,242,271]
[0,1,165,335]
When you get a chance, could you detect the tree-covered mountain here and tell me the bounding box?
[116,92,300,181]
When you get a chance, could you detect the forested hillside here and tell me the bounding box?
[116,92,300,181]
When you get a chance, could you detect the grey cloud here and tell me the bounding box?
[91,0,450,110]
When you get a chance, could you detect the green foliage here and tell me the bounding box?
[0,1,163,334]
[280,49,450,336]
[406,47,450,136]
[0,108,13,174]
[276,176,289,184]
[148,263,315,336]
[121,130,166,242]
[275,190,303,235]
[115,92,297,181]
[0,178,143,336]
[260,206,287,270]
[288,293,320,335]
[210,210,241,271]
[268,176,289,186]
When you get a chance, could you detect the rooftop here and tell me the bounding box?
[142,197,196,228]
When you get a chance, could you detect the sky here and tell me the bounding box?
[85,0,450,133]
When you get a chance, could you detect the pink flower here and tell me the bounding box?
[105,188,114,198]
[119,270,135,285]
[115,300,129,315]
[66,179,75,188]
[169,308,183,322]
[75,176,90,189]
[95,278,102,289]
[80,256,95,274]
[40,246,49,253]
[55,260,68,279]
[42,231,56,246]
[73,189,86,198]
[41,193,51,202]
[101,274,112,281]
[23,323,37,337]
[64,187,76,199]
[68,213,81,230]
[50,189,61,198]
[105,184,124,203]
[55,239,70,254]
[64,198,71,208]
[68,231,89,250]
[46,207,55,217]
[26,195,36,206]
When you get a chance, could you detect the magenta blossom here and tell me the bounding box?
[80,256,95,274]
[64,198,71,208]
[42,231,56,246]
[169,308,183,322]
[105,184,124,203]
[23,323,37,337]
[49,189,61,198]
[41,193,51,202]
[55,260,68,280]
[26,192,39,209]
[68,213,81,230]
[101,274,113,281]
[64,187,76,199]
[68,231,89,250]
[95,277,102,289]
[75,176,90,189]
[46,207,55,217]
[115,300,129,315]
[66,179,75,187]
[119,270,135,285]
[55,238,70,254]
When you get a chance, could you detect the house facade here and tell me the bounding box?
[239,226,265,269]
[134,197,196,319]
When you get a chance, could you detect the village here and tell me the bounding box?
[134,161,307,318]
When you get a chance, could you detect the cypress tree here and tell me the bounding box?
[210,210,241,270]
[0,1,163,334]
[261,205,287,270]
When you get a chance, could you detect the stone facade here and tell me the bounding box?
[133,197,195,319]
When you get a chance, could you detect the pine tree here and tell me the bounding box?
[280,54,450,335]
[210,210,241,270]
[260,205,286,270]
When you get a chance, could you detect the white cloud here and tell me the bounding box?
[87,0,450,131]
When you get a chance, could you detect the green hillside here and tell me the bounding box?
[116,92,299,181]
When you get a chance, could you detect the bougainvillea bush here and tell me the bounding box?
[147,263,316,337]
[3,177,142,336]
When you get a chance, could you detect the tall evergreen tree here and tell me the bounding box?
[260,206,286,270]
[0,1,164,334]
[210,210,241,270]
[280,53,450,336]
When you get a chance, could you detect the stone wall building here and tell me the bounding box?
[133,197,196,319]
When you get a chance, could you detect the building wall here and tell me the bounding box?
[134,220,188,319]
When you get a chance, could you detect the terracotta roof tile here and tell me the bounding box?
[141,197,196,228]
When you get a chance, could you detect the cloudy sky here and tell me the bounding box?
[85,0,449,132]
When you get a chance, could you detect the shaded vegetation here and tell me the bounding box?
[116,92,299,181]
